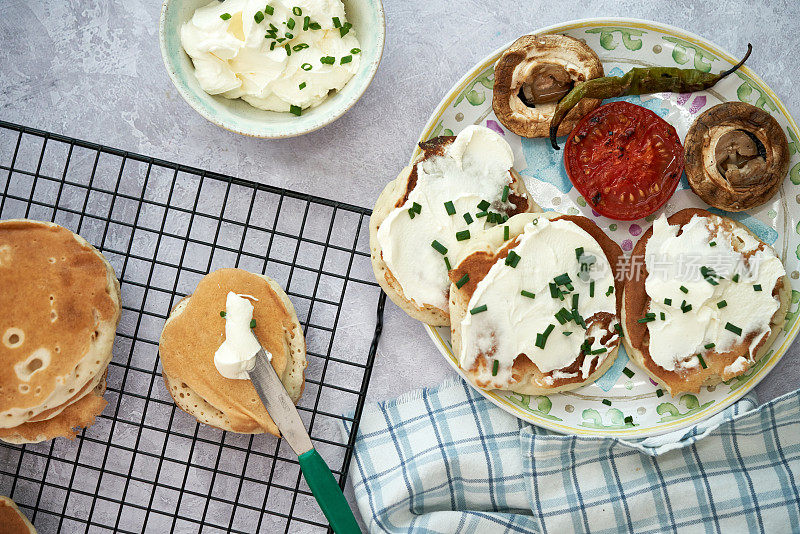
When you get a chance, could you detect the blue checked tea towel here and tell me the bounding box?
[340,378,800,533]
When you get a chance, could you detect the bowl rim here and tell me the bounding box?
[158,0,386,139]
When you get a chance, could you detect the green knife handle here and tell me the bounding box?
[298,448,361,533]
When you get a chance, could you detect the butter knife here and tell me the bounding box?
[248,347,360,534]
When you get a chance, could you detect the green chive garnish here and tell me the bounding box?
[563,331,573,336]
[250,319,257,328]
[656,389,664,397]
[664,298,672,306]
[555,308,571,325]
[220,12,232,20]
[455,273,469,289]
[254,11,265,23]
[492,360,499,376]
[660,312,665,320]
[697,354,707,369]
[411,202,421,214]
[704,343,715,349]
[614,323,624,337]
[554,273,572,286]
[754,284,762,291]
[732,273,740,283]
[477,199,490,211]
[220,311,226,318]
[589,280,595,297]
[709,241,717,247]
[463,213,473,225]
[725,322,742,336]
[285,32,293,39]
[444,201,455,215]
[680,285,688,294]
[456,230,470,241]
[638,314,656,324]
[309,22,321,30]
[332,16,341,27]
[470,304,487,315]
[592,347,608,355]
[301,63,312,71]
[351,47,361,54]
[624,416,633,424]
[303,16,310,30]
[407,208,416,219]
[681,302,692,313]
[475,211,488,218]
[289,105,302,116]
[269,41,276,50]
[505,250,521,268]
[717,300,727,309]
[341,55,352,65]
[571,293,578,310]
[320,56,335,65]
[298,82,306,90]
[501,185,509,202]
[431,240,447,255]
[602,399,611,406]
[293,43,309,51]
[606,285,614,296]
[293,6,302,15]
[339,22,352,37]
[444,257,451,271]
[265,5,274,15]
[575,247,584,260]
[503,226,509,240]
[521,290,536,299]
[622,367,634,378]
[285,43,292,55]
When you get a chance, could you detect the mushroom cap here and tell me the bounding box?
[685,102,790,211]
[492,34,604,138]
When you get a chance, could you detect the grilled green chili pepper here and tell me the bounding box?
[549,43,752,149]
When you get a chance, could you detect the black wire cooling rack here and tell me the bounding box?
[0,119,386,533]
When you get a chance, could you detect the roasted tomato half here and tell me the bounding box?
[564,101,684,221]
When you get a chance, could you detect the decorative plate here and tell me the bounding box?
[415,18,800,438]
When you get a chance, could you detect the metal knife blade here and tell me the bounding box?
[248,347,313,456]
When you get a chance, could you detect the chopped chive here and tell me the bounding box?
[411,202,421,214]
[503,226,509,240]
[301,62,312,71]
[717,300,727,309]
[575,247,584,260]
[732,273,740,282]
[444,257,451,271]
[463,213,473,225]
[492,360,499,376]
[351,47,361,54]
[265,5,274,15]
[341,55,352,64]
[549,282,559,299]
[407,208,416,219]
[563,331,573,336]
[250,319,257,328]
[254,10,265,23]
[624,416,633,424]
[220,12,232,20]
[637,315,656,324]
[455,273,469,289]
[614,323,624,337]
[285,43,291,55]
[309,22,321,30]
[505,250,521,268]
[554,307,571,325]
[606,285,614,296]
[660,312,665,320]
[591,347,608,355]
[320,56,335,64]
[332,16,341,27]
[679,285,689,294]
[589,280,595,297]
[725,322,742,336]
[664,298,672,306]
[709,241,717,247]
[303,16,309,30]
[289,105,302,116]
[704,343,715,349]
[431,240,447,255]
[285,32,293,39]
[501,185,509,202]
[444,201,455,215]
[543,324,555,338]
[521,290,536,299]
[554,273,572,286]
[571,293,578,310]
[754,284,762,291]
[656,389,664,398]
[220,311,226,318]
[697,353,707,369]
[475,211,488,218]
[293,43,309,51]
[298,82,306,90]
[470,304,487,315]
[477,199,490,211]
[339,22,352,37]
[681,302,692,313]
[293,6,302,15]
[501,214,509,223]
[602,399,612,406]
[572,309,586,328]
[622,367,634,378]
[456,230,470,241]
[270,41,276,50]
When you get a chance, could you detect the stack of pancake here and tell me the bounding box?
[0,496,36,533]
[0,220,120,444]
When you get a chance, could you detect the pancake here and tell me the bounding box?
[622,208,790,395]
[0,220,120,431]
[0,496,36,533]
[370,126,538,326]
[159,269,307,436]
[449,212,624,395]
[0,372,107,444]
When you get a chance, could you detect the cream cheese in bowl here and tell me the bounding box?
[181,0,361,114]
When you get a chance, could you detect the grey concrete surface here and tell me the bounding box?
[2,0,800,530]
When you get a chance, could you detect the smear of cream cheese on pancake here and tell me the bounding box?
[459,218,618,389]
[181,0,360,112]
[214,292,271,379]
[644,214,785,372]
[377,125,520,310]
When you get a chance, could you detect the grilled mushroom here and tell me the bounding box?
[685,102,790,211]
[492,34,603,138]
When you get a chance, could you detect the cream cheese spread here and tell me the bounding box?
[644,214,785,372]
[376,125,522,310]
[214,292,271,379]
[459,217,618,389]
[181,0,360,112]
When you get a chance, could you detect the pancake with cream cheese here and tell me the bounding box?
[449,212,624,394]
[0,496,36,533]
[622,208,790,395]
[159,268,306,436]
[0,220,120,442]
[370,125,538,325]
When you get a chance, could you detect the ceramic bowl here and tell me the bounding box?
[159,0,385,138]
